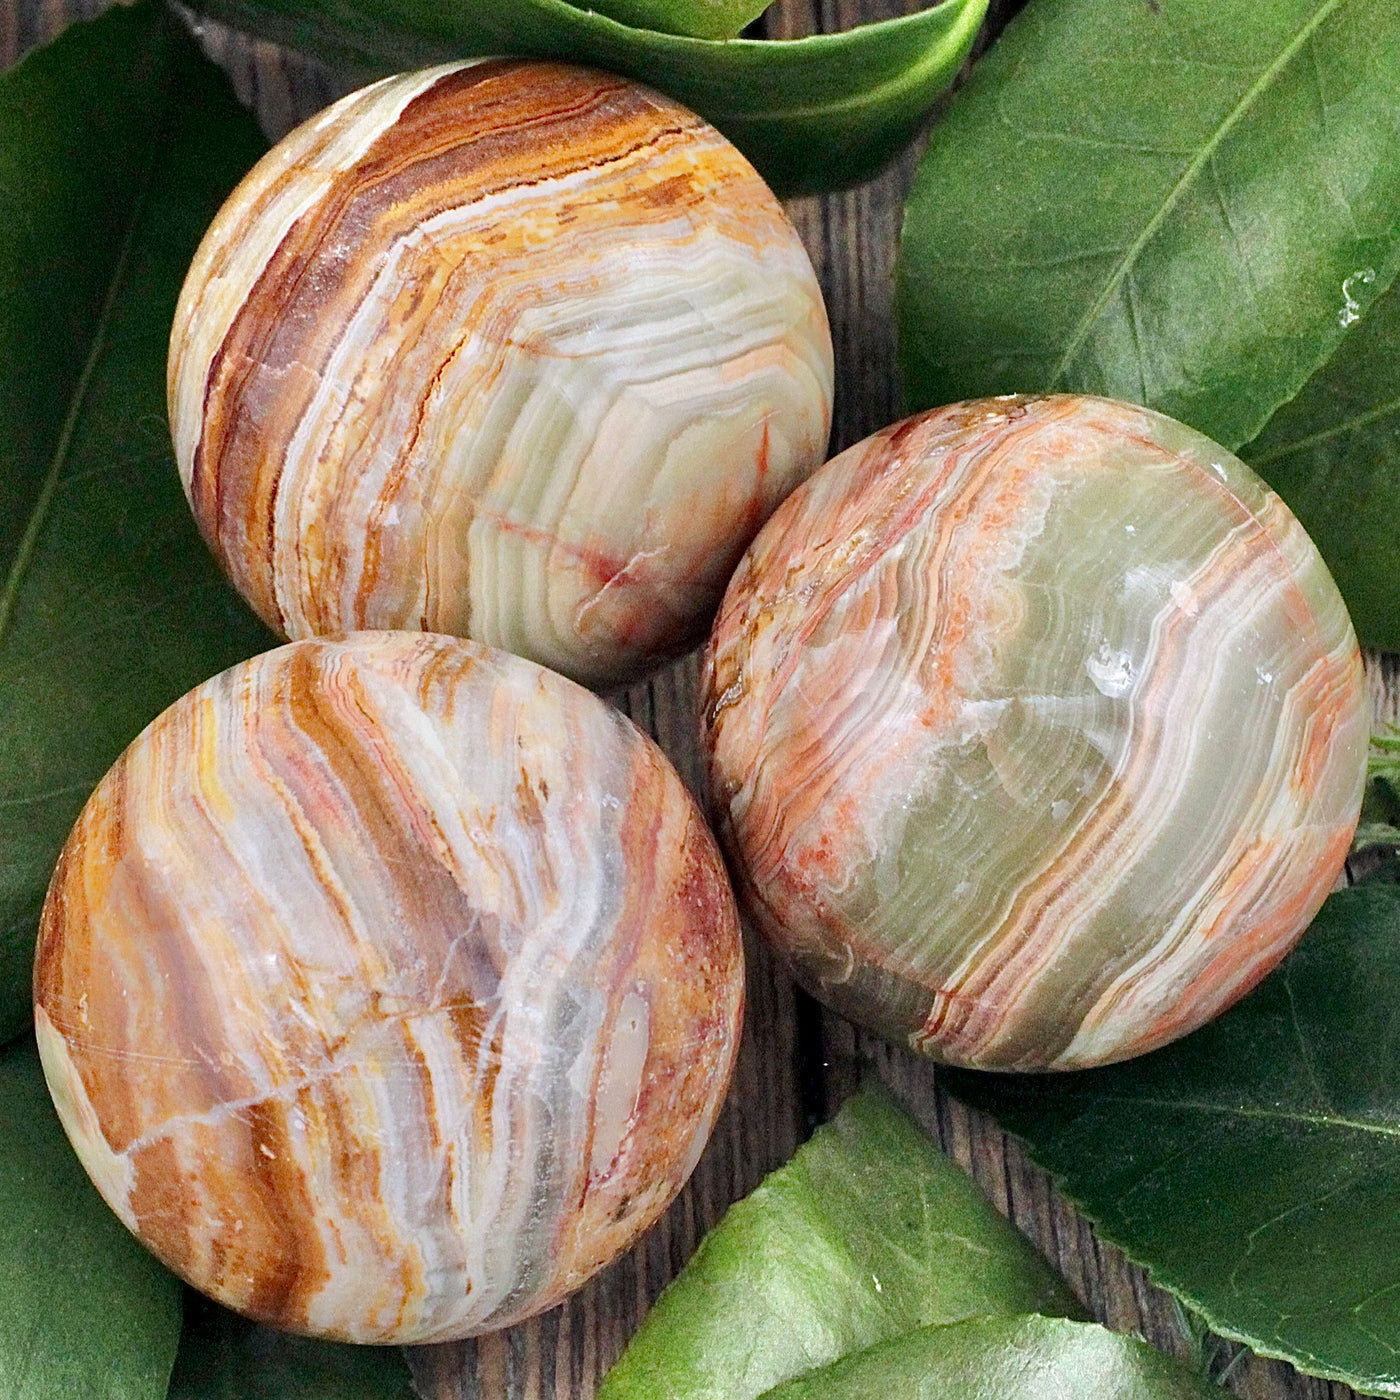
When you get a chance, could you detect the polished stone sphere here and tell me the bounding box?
[35,633,743,1341]
[702,395,1367,1072]
[167,59,833,690]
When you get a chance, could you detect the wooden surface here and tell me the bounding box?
[7,1,1394,1396]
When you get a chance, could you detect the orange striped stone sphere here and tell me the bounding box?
[167,59,833,691]
[34,633,743,1342]
[703,395,1368,1072]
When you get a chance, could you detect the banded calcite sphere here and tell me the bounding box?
[34,633,743,1342]
[703,395,1368,1072]
[167,59,833,690]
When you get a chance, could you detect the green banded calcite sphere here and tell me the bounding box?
[702,395,1367,1071]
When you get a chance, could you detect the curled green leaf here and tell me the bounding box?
[758,1317,1221,1400]
[897,0,1400,646]
[0,0,275,1042]
[581,0,771,41]
[945,885,1400,1396]
[599,1088,1081,1400]
[180,0,989,195]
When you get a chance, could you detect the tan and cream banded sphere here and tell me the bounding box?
[168,59,834,689]
[35,633,744,1342]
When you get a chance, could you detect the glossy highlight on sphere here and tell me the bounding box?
[167,59,834,690]
[35,633,743,1342]
[703,395,1367,1072]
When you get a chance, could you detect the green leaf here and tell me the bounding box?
[0,1036,182,1399]
[1353,822,1400,852]
[599,1088,1081,1400]
[1241,275,1400,649]
[0,0,277,1042]
[180,0,989,196]
[1369,726,1400,791]
[758,1316,1221,1400]
[167,1293,416,1400]
[943,885,1400,1397]
[581,0,770,41]
[896,0,1400,646]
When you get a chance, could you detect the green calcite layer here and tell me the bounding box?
[704,395,1368,1070]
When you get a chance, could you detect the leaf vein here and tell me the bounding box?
[1015,1093,1400,1139]
[1046,0,1346,390]
[1249,390,1400,465]
[0,80,171,655]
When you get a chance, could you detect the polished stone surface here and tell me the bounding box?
[36,633,743,1341]
[703,395,1367,1071]
[168,59,833,689]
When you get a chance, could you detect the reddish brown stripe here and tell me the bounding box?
[195,62,718,627]
[36,633,744,1340]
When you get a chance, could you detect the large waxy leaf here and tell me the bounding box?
[180,0,989,196]
[758,1317,1219,1400]
[0,1,276,1042]
[599,1088,1081,1400]
[168,1294,416,1400]
[896,0,1400,647]
[0,1036,182,1398]
[944,885,1400,1397]
[1241,278,1400,650]
[582,0,770,41]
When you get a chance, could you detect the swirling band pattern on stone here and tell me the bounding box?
[705,396,1366,1071]
[36,633,743,1341]
[168,60,834,687]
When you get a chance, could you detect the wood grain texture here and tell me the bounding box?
[5,0,1387,1395]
